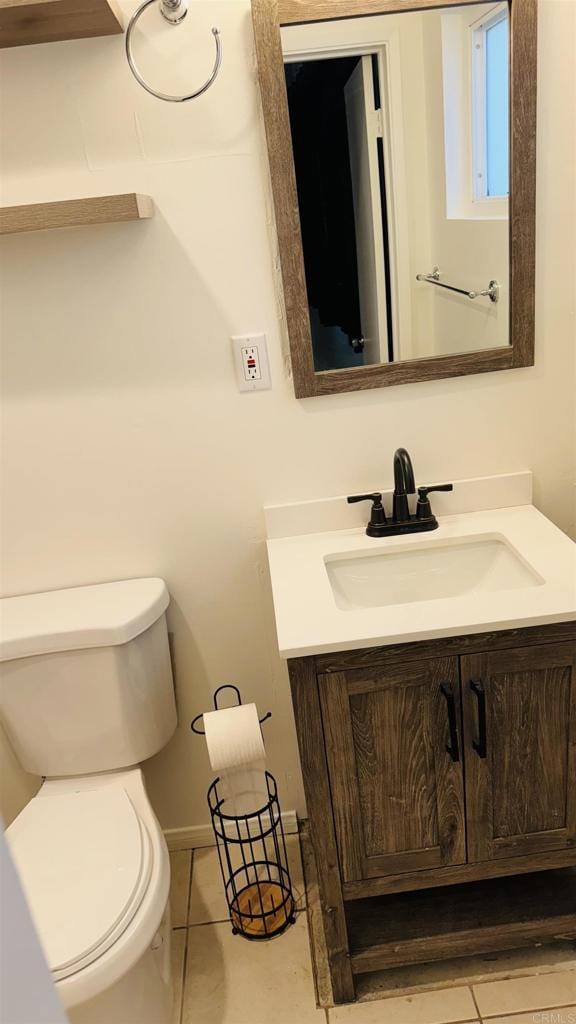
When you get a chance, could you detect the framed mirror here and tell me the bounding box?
[252,0,536,397]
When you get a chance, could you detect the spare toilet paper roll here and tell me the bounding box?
[203,703,268,819]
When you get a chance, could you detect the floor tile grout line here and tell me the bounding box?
[480,1005,576,1021]
[187,917,231,927]
[185,848,194,928]
[325,1013,481,1023]
[178,926,189,1024]
[470,983,483,1020]
[176,850,193,1024]
[434,1017,479,1023]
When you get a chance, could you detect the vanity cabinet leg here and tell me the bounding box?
[288,657,355,1005]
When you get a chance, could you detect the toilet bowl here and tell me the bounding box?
[1,579,178,1024]
[7,769,172,1024]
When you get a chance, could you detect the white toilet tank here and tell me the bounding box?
[0,579,177,778]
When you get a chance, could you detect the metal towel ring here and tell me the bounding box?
[126,0,222,103]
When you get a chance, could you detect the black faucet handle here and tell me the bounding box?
[347,493,387,528]
[417,484,454,499]
[416,483,453,520]
[347,492,383,506]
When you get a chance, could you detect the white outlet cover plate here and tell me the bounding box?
[231,334,272,392]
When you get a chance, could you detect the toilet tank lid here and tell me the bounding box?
[0,578,169,662]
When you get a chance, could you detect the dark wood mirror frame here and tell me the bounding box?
[252,0,537,398]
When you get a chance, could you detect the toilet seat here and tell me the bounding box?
[7,784,153,981]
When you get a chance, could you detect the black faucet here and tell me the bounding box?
[347,448,453,538]
[392,447,415,523]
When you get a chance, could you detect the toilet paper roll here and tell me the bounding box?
[203,703,266,772]
[203,703,268,819]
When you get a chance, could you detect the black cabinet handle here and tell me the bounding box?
[470,680,487,759]
[440,683,460,763]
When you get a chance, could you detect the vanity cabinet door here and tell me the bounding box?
[462,642,576,863]
[318,657,466,882]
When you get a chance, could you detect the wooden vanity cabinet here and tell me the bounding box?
[319,656,466,882]
[463,643,576,862]
[288,622,576,1004]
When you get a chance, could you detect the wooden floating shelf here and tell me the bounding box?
[346,868,576,974]
[0,0,123,49]
[0,194,154,235]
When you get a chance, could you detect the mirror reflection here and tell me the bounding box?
[282,4,510,372]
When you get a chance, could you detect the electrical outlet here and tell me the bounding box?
[231,334,272,392]
[242,345,261,380]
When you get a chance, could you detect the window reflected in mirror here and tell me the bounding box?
[282,3,510,372]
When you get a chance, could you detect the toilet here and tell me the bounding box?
[0,578,178,1024]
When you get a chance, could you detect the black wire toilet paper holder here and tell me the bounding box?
[190,686,295,940]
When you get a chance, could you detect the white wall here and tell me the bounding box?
[1,0,575,830]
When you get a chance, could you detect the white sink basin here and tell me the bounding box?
[266,501,576,657]
[326,535,543,611]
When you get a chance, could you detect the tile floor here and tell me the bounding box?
[169,836,576,1024]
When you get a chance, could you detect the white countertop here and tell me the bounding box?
[266,505,576,658]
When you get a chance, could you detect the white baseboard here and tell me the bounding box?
[164,810,299,852]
